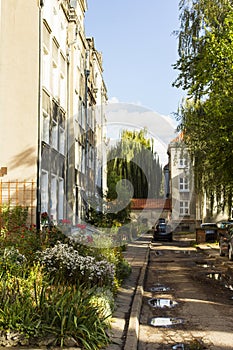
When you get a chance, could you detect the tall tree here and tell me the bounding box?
[107,129,163,200]
[173,0,233,214]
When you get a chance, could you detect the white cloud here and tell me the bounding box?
[104,102,177,166]
[108,97,119,104]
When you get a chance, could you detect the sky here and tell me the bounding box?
[84,0,184,119]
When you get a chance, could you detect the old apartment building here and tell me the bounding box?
[167,132,231,231]
[167,133,197,232]
[0,0,107,227]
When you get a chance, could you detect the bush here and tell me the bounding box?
[0,205,132,349]
[37,242,115,289]
[0,266,110,349]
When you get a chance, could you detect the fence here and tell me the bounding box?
[0,180,36,227]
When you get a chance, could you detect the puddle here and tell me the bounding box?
[150,284,170,292]
[149,317,184,327]
[225,283,233,291]
[172,340,205,350]
[196,261,214,268]
[148,298,178,308]
[172,345,186,350]
[206,272,233,293]
[206,272,222,280]
[174,250,191,255]
[155,251,163,256]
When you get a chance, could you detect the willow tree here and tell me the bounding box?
[173,0,233,214]
[107,129,163,200]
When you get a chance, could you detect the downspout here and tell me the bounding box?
[66,47,70,220]
[36,0,44,230]
[85,50,90,217]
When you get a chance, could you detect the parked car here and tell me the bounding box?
[219,225,233,260]
[217,220,233,230]
[200,223,218,242]
[153,222,173,242]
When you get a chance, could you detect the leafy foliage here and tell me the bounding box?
[0,205,132,349]
[174,0,233,214]
[107,128,163,199]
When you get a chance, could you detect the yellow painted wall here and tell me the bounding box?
[0,0,40,181]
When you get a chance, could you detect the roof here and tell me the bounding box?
[171,131,184,143]
[131,198,171,211]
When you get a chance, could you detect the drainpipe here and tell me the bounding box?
[85,50,90,217]
[36,0,44,230]
[66,45,70,221]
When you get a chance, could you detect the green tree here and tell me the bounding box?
[173,0,233,214]
[107,129,163,200]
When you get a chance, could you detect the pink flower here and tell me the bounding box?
[61,219,71,224]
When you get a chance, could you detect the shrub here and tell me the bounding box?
[89,287,115,321]
[0,266,110,349]
[38,242,115,289]
[0,205,28,231]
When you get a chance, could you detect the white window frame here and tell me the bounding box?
[179,158,188,168]
[52,119,58,150]
[60,72,66,108]
[42,111,50,144]
[41,170,49,214]
[59,126,65,155]
[52,61,59,98]
[42,46,50,89]
[179,177,189,192]
[50,174,57,223]
[180,201,190,216]
[58,177,64,221]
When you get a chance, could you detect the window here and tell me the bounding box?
[179,156,188,168]
[59,126,65,154]
[59,53,66,107]
[58,178,64,221]
[42,22,51,89]
[180,201,189,215]
[43,22,50,49]
[42,112,49,144]
[41,170,48,214]
[81,147,85,174]
[42,47,50,89]
[75,140,80,170]
[52,61,59,98]
[51,174,57,222]
[60,73,66,108]
[179,177,189,192]
[52,120,58,150]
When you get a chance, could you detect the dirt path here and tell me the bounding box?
[138,239,233,350]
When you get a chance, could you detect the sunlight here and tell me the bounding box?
[179,297,225,307]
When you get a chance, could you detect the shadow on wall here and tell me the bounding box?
[9,146,37,170]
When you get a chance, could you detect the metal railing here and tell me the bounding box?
[0,180,36,227]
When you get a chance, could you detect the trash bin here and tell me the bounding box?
[196,228,206,243]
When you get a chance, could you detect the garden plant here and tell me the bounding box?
[0,205,131,349]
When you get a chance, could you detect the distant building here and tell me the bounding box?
[130,198,172,227]
[167,133,197,232]
[0,0,107,228]
[167,132,233,230]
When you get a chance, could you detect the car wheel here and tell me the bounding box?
[228,244,233,261]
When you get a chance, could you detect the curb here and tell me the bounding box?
[123,242,150,350]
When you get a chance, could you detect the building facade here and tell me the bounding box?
[0,0,107,228]
[167,133,197,232]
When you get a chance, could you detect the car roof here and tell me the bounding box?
[201,223,217,226]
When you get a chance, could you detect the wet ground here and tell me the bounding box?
[138,235,233,350]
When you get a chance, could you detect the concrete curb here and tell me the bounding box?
[123,243,150,350]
